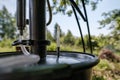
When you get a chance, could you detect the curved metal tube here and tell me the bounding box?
[46,0,52,26]
[69,0,86,21]
[71,5,86,53]
[81,0,93,53]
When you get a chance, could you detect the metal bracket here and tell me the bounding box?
[12,40,50,46]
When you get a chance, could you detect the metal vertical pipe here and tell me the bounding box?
[29,0,46,63]
[16,0,26,35]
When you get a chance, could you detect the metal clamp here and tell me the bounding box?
[12,40,50,46]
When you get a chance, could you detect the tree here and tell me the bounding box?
[98,9,120,50]
[75,37,83,46]
[51,0,102,16]
[63,30,75,45]
[0,6,16,39]
[47,29,54,41]
[99,9,120,30]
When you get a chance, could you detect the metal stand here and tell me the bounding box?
[29,0,47,63]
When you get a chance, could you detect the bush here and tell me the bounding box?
[0,38,14,48]
[47,42,56,51]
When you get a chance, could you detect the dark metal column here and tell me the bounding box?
[16,0,26,35]
[29,0,46,63]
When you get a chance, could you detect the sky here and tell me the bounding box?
[0,0,120,37]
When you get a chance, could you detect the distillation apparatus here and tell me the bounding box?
[0,0,99,80]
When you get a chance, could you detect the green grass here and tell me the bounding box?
[0,46,16,52]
